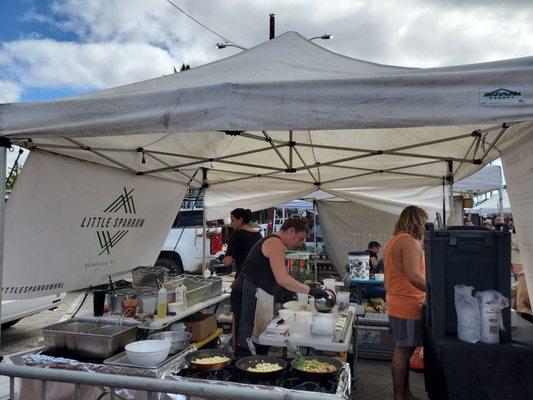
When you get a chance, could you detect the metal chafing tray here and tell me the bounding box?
[104,350,183,370]
[132,266,167,288]
[42,319,138,360]
[165,274,216,306]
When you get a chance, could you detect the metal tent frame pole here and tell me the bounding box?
[0,144,6,350]
[498,186,504,217]
[313,200,318,282]
[202,168,208,273]
[447,161,454,225]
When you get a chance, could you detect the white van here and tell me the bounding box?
[155,210,225,275]
[1,292,66,328]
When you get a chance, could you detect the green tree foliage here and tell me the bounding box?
[6,162,21,190]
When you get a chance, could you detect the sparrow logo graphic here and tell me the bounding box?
[104,187,136,214]
[97,230,129,256]
[80,187,146,256]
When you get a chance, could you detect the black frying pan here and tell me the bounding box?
[185,349,233,372]
[235,355,288,381]
[290,355,344,380]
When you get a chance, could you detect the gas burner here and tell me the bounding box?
[174,364,339,394]
[284,376,338,394]
[175,367,235,382]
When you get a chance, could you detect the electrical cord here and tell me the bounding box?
[165,0,245,48]
[70,289,90,318]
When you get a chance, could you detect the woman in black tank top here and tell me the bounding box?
[230,217,328,355]
[222,208,262,277]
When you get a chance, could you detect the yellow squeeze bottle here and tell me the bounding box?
[157,285,168,319]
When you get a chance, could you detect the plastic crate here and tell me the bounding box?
[424,224,511,341]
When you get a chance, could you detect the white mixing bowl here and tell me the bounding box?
[125,340,171,366]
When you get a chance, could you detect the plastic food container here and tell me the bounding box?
[312,313,335,336]
[336,291,351,311]
[292,311,313,338]
[348,251,370,280]
[322,278,336,292]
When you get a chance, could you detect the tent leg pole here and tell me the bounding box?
[202,208,206,273]
[442,177,446,226]
[0,146,7,350]
[448,161,454,225]
[313,200,317,282]
[202,168,208,274]
[498,187,504,218]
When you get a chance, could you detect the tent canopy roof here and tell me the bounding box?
[1,32,532,217]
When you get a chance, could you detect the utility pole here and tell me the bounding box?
[269,13,275,39]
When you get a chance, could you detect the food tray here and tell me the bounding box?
[132,266,167,288]
[104,350,183,370]
[170,275,215,306]
[43,319,138,360]
[186,281,212,306]
[206,276,222,296]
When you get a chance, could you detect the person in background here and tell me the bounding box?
[363,241,386,300]
[223,208,262,351]
[511,271,532,323]
[223,208,262,277]
[508,217,516,234]
[367,241,382,273]
[384,206,428,400]
[483,219,493,230]
[464,218,475,227]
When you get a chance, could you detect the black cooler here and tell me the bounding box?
[424,224,511,341]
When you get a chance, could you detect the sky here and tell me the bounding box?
[1,0,531,173]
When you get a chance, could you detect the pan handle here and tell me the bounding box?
[246,338,257,356]
[283,339,303,357]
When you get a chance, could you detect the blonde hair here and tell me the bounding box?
[393,206,429,240]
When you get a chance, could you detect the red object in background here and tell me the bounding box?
[210,233,222,255]
[410,346,424,372]
[267,219,273,231]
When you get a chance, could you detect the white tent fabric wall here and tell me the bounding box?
[500,125,533,304]
[3,151,188,299]
[204,178,315,220]
[317,200,398,277]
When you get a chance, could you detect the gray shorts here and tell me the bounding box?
[389,316,424,347]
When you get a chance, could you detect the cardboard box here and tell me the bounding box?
[184,314,217,342]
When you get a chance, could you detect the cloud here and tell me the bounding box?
[32,0,533,67]
[1,0,532,103]
[0,40,180,90]
[0,81,23,103]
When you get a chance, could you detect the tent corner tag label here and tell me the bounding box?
[479,87,524,105]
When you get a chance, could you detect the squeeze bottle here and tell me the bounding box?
[157,285,168,319]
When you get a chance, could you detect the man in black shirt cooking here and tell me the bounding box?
[363,241,386,300]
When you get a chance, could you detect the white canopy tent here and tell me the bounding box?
[468,190,511,215]
[1,31,533,300]
[453,164,503,193]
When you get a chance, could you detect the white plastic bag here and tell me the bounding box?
[454,284,481,343]
[476,290,509,344]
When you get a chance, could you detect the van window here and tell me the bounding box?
[172,211,225,228]
[173,211,203,228]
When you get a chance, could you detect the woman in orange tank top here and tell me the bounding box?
[384,232,426,320]
[384,205,428,400]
